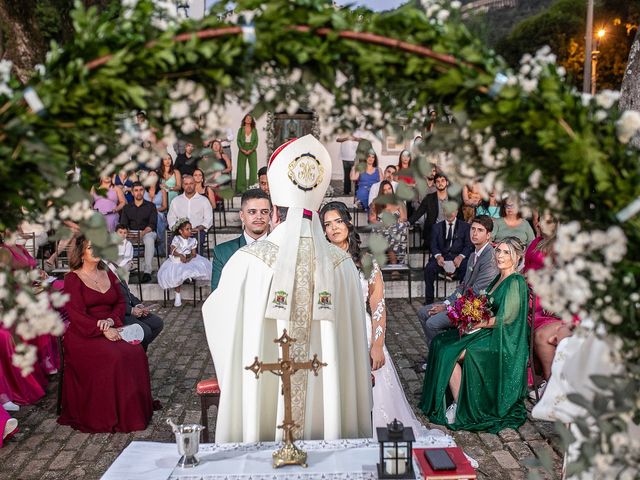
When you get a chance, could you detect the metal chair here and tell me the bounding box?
[126,230,162,300]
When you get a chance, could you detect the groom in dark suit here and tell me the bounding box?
[418,215,499,348]
[210,189,271,290]
[422,201,474,305]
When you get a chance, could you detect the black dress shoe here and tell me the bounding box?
[141,273,152,283]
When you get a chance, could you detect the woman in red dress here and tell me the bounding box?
[58,236,153,433]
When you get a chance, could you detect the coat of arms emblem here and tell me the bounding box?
[273,290,288,308]
[287,152,324,192]
[317,291,332,309]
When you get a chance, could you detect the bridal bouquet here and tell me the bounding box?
[446,289,492,335]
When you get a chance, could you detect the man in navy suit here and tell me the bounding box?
[422,201,473,305]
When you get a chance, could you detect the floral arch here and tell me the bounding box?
[0,0,639,475]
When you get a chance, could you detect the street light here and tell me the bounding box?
[591,28,606,94]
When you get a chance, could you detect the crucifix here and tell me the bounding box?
[245,329,327,468]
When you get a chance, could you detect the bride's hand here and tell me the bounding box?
[370,345,385,371]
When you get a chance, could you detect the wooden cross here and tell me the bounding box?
[245,329,327,467]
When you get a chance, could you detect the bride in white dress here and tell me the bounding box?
[320,201,456,444]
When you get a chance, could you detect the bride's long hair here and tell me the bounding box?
[319,201,362,268]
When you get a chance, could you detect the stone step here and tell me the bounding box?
[131,271,457,302]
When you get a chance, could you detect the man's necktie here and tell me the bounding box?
[445,222,453,248]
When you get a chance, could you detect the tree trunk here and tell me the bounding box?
[0,0,47,82]
[620,29,640,148]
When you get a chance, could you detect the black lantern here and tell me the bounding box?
[377,419,415,479]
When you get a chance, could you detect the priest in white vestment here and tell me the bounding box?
[202,135,373,443]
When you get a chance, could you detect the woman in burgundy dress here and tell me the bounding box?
[58,236,153,433]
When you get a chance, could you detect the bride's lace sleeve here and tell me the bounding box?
[368,260,386,344]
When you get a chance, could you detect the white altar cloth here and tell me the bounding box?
[101,437,459,480]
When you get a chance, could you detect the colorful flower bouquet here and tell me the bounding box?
[447,289,492,335]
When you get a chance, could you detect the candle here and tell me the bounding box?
[384,447,407,475]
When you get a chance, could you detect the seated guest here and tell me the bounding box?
[257,166,270,195]
[158,154,182,206]
[167,175,213,255]
[210,139,232,187]
[461,180,482,222]
[143,171,168,255]
[408,173,463,250]
[0,328,47,406]
[211,189,271,290]
[1,404,18,447]
[422,202,473,305]
[119,182,158,283]
[418,215,498,347]
[351,150,382,211]
[523,212,573,384]
[91,176,126,232]
[367,165,398,208]
[492,195,535,247]
[104,261,164,351]
[59,236,153,432]
[476,190,500,219]
[174,142,199,177]
[368,181,408,265]
[157,219,212,307]
[420,237,529,433]
[1,234,63,374]
[113,169,137,203]
[18,218,48,259]
[193,168,217,209]
[396,149,415,186]
[115,224,134,283]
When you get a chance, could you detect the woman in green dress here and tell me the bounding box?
[419,236,530,433]
[236,114,259,193]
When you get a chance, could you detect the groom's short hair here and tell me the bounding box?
[240,188,271,208]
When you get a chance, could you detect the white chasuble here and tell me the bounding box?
[202,222,373,443]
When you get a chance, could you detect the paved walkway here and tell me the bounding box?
[1,299,563,479]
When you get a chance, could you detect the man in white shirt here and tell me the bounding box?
[167,175,213,254]
[336,131,365,195]
[367,165,398,207]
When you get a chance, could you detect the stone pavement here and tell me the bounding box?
[1,298,563,479]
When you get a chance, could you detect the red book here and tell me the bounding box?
[413,447,477,480]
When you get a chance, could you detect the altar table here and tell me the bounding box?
[101,436,460,480]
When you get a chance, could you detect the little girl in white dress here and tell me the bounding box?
[157,218,212,306]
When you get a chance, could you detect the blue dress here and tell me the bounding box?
[115,175,134,203]
[355,169,380,211]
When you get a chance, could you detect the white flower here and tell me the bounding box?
[170,100,190,120]
[616,110,640,144]
[528,169,542,188]
[520,78,538,93]
[450,1,461,8]
[595,89,620,110]
[581,93,593,107]
[436,9,450,22]
[594,110,607,122]
[544,183,559,207]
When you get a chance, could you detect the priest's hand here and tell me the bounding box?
[370,345,385,371]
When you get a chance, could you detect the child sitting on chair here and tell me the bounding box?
[157,218,212,307]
